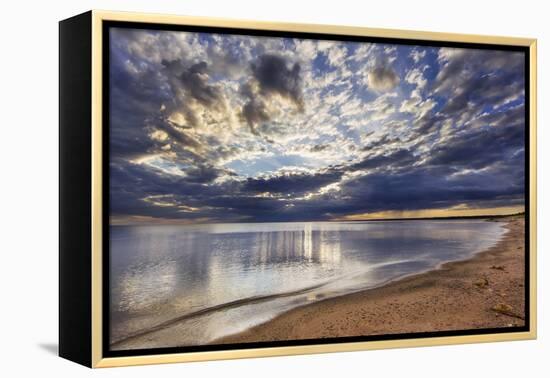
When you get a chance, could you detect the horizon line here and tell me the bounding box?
[109,210,525,226]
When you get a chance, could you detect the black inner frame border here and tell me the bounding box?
[101,20,531,359]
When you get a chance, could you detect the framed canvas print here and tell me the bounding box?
[59,10,537,368]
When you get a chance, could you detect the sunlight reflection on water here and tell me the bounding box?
[109,220,504,348]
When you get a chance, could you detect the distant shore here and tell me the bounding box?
[336,212,525,222]
[212,215,525,344]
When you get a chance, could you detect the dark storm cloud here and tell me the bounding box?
[329,167,524,216]
[239,82,272,133]
[367,63,400,91]
[241,98,271,131]
[469,102,526,129]
[109,36,225,163]
[410,112,445,138]
[110,161,241,220]
[183,164,236,184]
[427,107,525,169]
[433,49,525,117]
[361,134,403,151]
[110,162,209,201]
[251,54,304,109]
[154,118,202,150]
[110,138,524,222]
[239,54,305,137]
[109,43,168,159]
[351,148,416,171]
[440,71,523,117]
[161,59,228,128]
[178,61,225,108]
[243,170,343,195]
[434,50,523,94]
[110,160,307,222]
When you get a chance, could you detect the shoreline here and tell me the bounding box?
[212,216,525,344]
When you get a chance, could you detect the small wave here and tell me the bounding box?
[111,280,334,347]
[111,258,430,347]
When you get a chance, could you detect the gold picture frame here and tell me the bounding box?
[59,10,537,368]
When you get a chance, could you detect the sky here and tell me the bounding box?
[109,27,526,224]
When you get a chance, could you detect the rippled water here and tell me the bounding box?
[109,220,504,349]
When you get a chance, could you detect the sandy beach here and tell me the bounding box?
[214,216,525,344]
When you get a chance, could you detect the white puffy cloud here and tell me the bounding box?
[409,49,426,63]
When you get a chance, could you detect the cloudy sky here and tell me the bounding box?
[109,27,526,224]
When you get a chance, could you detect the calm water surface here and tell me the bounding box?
[109,220,504,348]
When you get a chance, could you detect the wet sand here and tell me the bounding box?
[214,216,525,344]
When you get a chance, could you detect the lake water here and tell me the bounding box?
[109,220,505,349]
